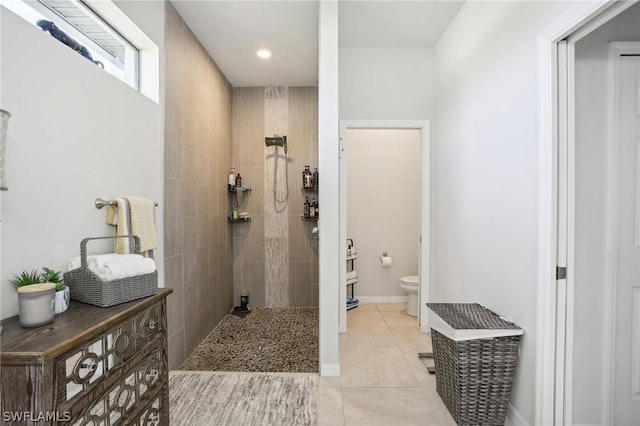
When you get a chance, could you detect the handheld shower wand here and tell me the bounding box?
[265,135,289,206]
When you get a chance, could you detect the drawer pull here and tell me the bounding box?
[80,362,97,371]
[147,320,157,330]
[147,411,160,425]
[146,368,159,378]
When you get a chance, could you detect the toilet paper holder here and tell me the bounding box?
[379,252,393,267]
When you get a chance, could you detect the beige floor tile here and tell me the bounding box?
[346,310,387,331]
[403,352,438,389]
[353,303,379,312]
[342,387,433,426]
[340,351,418,388]
[420,385,451,412]
[390,327,432,353]
[340,328,400,354]
[377,303,407,312]
[381,310,419,328]
[319,376,343,388]
[432,409,457,426]
[318,385,345,425]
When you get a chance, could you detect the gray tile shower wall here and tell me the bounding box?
[232,87,318,309]
[164,2,234,370]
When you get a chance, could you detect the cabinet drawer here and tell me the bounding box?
[69,347,167,425]
[56,302,165,407]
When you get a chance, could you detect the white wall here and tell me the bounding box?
[434,1,577,423]
[346,128,420,299]
[0,4,164,320]
[573,3,640,423]
[339,48,435,120]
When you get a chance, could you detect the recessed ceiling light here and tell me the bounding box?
[257,49,271,59]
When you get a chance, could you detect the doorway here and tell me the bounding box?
[338,120,430,333]
[537,1,640,424]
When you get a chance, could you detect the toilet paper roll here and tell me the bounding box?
[380,255,393,267]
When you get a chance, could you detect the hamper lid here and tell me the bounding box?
[427,303,523,341]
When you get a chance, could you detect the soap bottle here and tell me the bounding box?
[302,166,308,188]
[310,198,316,218]
[228,168,236,191]
[304,197,310,219]
[236,173,242,188]
[313,168,318,190]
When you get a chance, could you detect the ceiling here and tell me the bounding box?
[172,1,464,87]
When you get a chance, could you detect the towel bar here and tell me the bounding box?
[95,197,159,209]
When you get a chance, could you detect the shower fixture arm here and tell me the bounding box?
[265,135,287,153]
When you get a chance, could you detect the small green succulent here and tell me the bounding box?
[9,269,42,288]
[41,267,65,292]
[9,267,65,292]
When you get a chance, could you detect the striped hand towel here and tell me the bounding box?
[126,196,158,256]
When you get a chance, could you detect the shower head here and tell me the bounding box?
[265,135,287,153]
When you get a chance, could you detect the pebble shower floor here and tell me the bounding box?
[179,307,319,373]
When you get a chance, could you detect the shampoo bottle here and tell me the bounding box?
[310,198,316,218]
[304,197,310,219]
[228,169,236,191]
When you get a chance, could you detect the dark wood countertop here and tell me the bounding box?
[0,288,173,365]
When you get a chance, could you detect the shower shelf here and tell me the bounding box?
[301,187,318,191]
[228,217,251,223]
[228,187,252,192]
[300,216,318,221]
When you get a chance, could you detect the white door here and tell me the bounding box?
[613,55,640,425]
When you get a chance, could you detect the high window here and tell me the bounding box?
[1,0,139,90]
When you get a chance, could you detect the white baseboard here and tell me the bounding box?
[506,403,529,426]
[319,363,340,377]
[357,296,408,304]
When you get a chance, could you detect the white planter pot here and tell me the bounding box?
[55,286,70,314]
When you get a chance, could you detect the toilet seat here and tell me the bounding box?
[400,275,419,287]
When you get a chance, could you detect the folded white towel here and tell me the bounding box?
[96,258,156,281]
[68,253,120,271]
[346,271,358,281]
[90,254,143,273]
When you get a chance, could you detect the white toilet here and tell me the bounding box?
[399,275,419,317]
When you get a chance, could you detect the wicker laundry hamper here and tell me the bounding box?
[65,236,157,307]
[427,303,523,426]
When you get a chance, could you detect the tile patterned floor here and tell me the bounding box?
[317,303,457,426]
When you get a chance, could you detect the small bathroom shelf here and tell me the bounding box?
[229,187,252,193]
[301,216,318,221]
[228,217,251,223]
[301,187,318,192]
[228,177,251,218]
[346,239,358,310]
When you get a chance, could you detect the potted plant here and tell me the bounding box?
[10,269,56,327]
[41,267,69,314]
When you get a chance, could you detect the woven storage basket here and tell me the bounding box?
[427,303,522,426]
[65,236,157,307]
